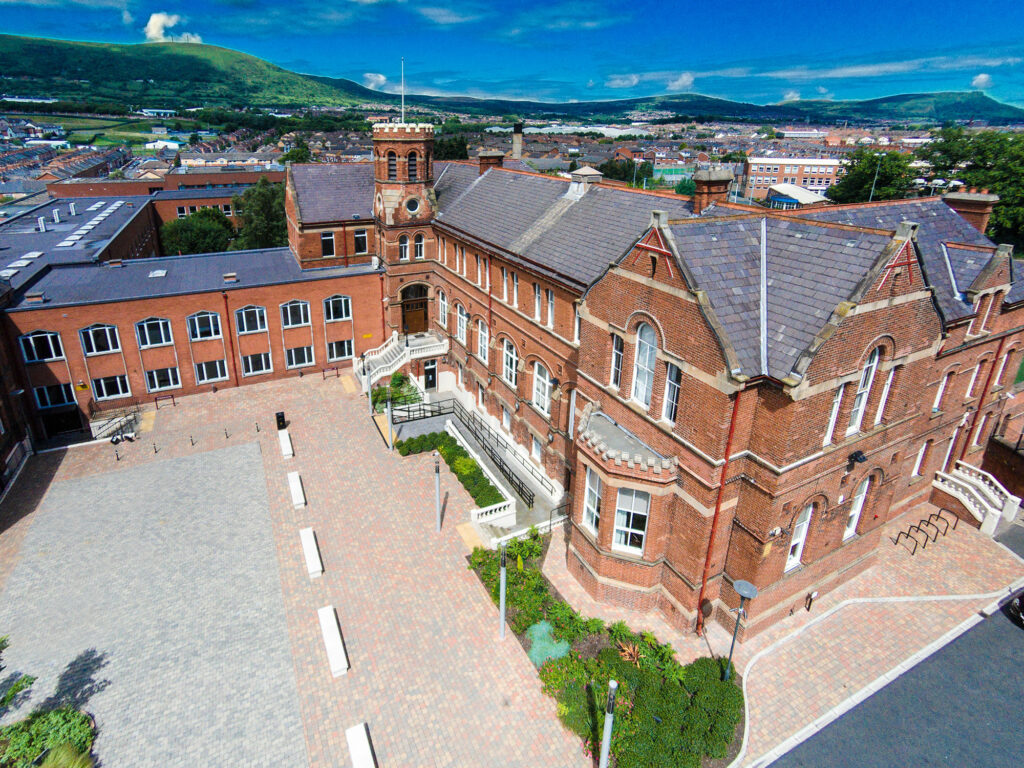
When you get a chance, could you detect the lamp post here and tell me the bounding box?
[499,544,507,640]
[724,579,758,682]
[867,152,884,202]
[433,451,441,532]
[598,679,619,768]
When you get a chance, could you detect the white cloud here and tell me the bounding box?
[363,72,388,90]
[144,12,202,43]
[121,8,133,23]
[783,89,800,101]
[667,72,694,91]
[760,54,1022,81]
[971,72,993,89]
[416,7,480,24]
[605,74,640,89]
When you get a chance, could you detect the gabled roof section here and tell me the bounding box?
[666,216,896,380]
[435,168,695,288]
[289,163,374,225]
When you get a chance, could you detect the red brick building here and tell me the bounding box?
[3,123,1022,639]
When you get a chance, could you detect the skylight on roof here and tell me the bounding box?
[148,269,167,278]
[21,252,42,259]
[0,269,18,279]
[56,240,75,247]
[8,260,30,268]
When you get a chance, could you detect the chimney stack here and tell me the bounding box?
[478,150,505,175]
[37,216,46,232]
[942,189,999,234]
[69,202,77,217]
[512,123,524,160]
[52,209,60,224]
[692,167,734,214]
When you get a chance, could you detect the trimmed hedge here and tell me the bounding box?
[395,432,505,508]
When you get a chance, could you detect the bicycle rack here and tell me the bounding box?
[893,529,918,555]
[925,511,950,536]
[937,508,960,531]
[906,523,930,548]
[918,518,940,541]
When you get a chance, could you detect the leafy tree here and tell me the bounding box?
[189,132,200,145]
[758,125,778,138]
[280,138,311,164]
[567,159,579,172]
[231,177,287,251]
[434,135,469,160]
[173,153,181,168]
[917,127,1024,247]
[719,150,747,163]
[160,207,234,255]
[674,177,696,196]
[596,158,653,184]
[826,149,914,204]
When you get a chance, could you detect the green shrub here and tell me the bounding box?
[390,371,407,388]
[40,744,94,768]
[0,708,95,768]
[451,456,477,476]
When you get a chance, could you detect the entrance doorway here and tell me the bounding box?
[423,359,437,391]
[400,284,428,334]
[41,407,86,439]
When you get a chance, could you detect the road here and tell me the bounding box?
[770,521,1024,768]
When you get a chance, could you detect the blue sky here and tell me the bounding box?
[3,0,1024,105]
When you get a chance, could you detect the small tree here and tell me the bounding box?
[189,132,200,146]
[280,138,311,164]
[827,149,914,204]
[231,177,287,251]
[674,177,696,196]
[160,207,234,255]
[567,159,579,173]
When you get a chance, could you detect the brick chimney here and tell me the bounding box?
[512,123,524,159]
[478,150,505,175]
[692,167,734,214]
[943,188,999,233]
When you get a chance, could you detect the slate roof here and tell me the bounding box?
[154,188,240,201]
[435,168,694,287]
[668,217,892,379]
[8,248,375,311]
[290,163,375,224]
[794,198,1002,322]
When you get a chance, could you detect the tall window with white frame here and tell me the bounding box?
[546,289,554,329]
[583,466,601,536]
[320,232,335,258]
[846,347,880,435]
[19,331,64,363]
[785,503,812,571]
[456,304,468,345]
[993,351,1012,387]
[438,291,448,328]
[502,339,518,388]
[631,323,657,408]
[80,324,120,356]
[932,371,953,412]
[845,478,870,540]
[398,235,409,261]
[971,413,989,447]
[280,300,310,329]
[662,363,681,423]
[414,234,424,260]
[610,334,624,389]
[533,283,542,321]
[188,311,221,341]
[477,319,489,363]
[235,306,267,334]
[965,362,982,399]
[873,365,897,426]
[823,384,844,445]
[533,362,552,416]
[501,267,508,301]
[323,295,351,322]
[911,441,929,477]
[512,273,519,307]
[354,229,368,254]
[136,318,173,349]
[613,488,649,555]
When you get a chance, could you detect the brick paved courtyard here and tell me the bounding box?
[0,375,586,768]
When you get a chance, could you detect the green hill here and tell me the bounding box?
[2,34,1023,123]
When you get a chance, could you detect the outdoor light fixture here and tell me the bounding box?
[724,580,758,682]
[846,450,868,472]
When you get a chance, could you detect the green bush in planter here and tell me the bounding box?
[451,456,477,476]
[390,371,407,388]
[0,707,94,768]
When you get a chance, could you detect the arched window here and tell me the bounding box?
[387,151,397,180]
[994,349,1015,387]
[136,317,173,349]
[456,304,469,344]
[845,477,871,540]
[280,300,310,329]
[19,330,64,363]
[533,362,552,416]
[932,371,954,412]
[631,323,657,407]
[414,233,424,260]
[408,151,418,180]
[846,347,881,435]
[477,319,489,363]
[235,305,267,334]
[502,339,518,387]
[80,324,120,356]
[187,311,221,341]
[323,295,352,322]
[786,503,813,571]
[438,290,448,327]
[912,441,930,477]
[398,235,409,261]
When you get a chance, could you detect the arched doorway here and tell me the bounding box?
[400,284,429,334]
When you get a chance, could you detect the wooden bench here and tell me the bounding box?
[279,428,294,458]
[299,527,323,578]
[288,471,305,508]
[345,723,377,768]
[317,605,349,677]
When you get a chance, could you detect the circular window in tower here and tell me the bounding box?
[406,197,420,214]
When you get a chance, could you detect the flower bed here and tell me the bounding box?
[395,431,505,508]
[468,533,743,768]
[371,371,422,413]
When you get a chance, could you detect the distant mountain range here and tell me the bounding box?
[3,34,1024,124]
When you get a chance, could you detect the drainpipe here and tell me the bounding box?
[959,335,1006,462]
[379,271,387,341]
[696,388,743,636]
[221,291,240,387]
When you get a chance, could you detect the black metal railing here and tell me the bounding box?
[391,397,556,509]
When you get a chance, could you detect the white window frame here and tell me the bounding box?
[873,366,896,426]
[533,362,552,416]
[663,363,681,423]
[80,324,121,356]
[994,352,1011,387]
[501,267,508,301]
[195,359,228,384]
[502,406,511,431]
[546,289,554,329]
[136,317,173,349]
[320,231,335,258]
[933,372,952,412]
[846,347,880,435]
[845,478,869,540]
[610,335,624,388]
[354,229,368,254]
[235,306,267,335]
[327,339,353,362]
[414,234,424,260]
[456,304,468,344]
[438,291,448,328]
[145,366,181,393]
[785,504,812,571]
[324,295,352,322]
[187,311,221,341]
[532,435,542,462]
[92,374,130,401]
[533,283,542,321]
[583,466,601,536]
[912,442,928,477]
[512,273,519,306]
[971,413,989,447]
[20,331,64,363]
[482,257,489,290]
[965,364,980,399]
[241,351,272,376]
[280,300,311,329]
[631,323,657,408]
[477,383,486,407]
[477,320,489,364]
[612,488,649,556]
[285,345,315,369]
[34,383,74,409]
[823,384,844,446]
[502,339,518,388]
[398,235,409,261]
